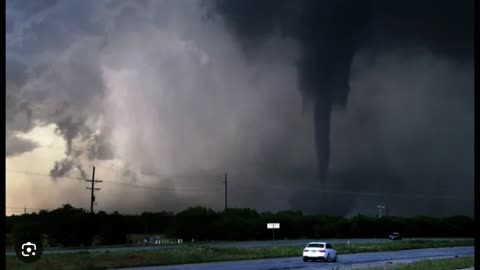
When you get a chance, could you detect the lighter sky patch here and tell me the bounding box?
[6,124,70,215]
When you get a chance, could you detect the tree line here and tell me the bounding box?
[6,204,474,247]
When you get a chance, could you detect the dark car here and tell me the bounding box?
[389,232,402,240]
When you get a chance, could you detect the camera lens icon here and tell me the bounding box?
[15,239,43,263]
[21,242,37,257]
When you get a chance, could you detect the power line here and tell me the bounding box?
[7,169,84,181]
[231,182,474,202]
[7,208,36,212]
[6,169,222,193]
[6,169,473,202]
[6,207,48,211]
[101,179,222,193]
[7,155,223,184]
[6,207,52,215]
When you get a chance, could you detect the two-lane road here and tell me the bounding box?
[117,246,474,270]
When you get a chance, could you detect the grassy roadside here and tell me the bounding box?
[5,241,224,252]
[6,244,135,252]
[5,238,472,252]
[6,240,474,270]
[361,255,474,270]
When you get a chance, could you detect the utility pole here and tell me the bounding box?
[86,166,102,214]
[376,205,385,218]
[24,206,26,215]
[224,173,228,211]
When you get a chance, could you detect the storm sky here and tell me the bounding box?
[6,0,474,216]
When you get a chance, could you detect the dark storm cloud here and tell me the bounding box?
[366,0,473,59]
[6,0,308,212]
[6,131,38,157]
[5,57,28,86]
[211,0,474,215]
[6,0,109,174]
[208,0,371,188]
[330,50,474,216]
[6,14,15,33]
[6,0,473,216]
[6,57,34,134]
[8,0,60,15]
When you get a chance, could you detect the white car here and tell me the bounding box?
[303,242,337,262]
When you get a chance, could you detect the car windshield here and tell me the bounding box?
[307,244,325,248]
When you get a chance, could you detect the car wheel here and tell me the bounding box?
[326,254,330,262]
[333,255,337,262]
[303,257,308,262]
